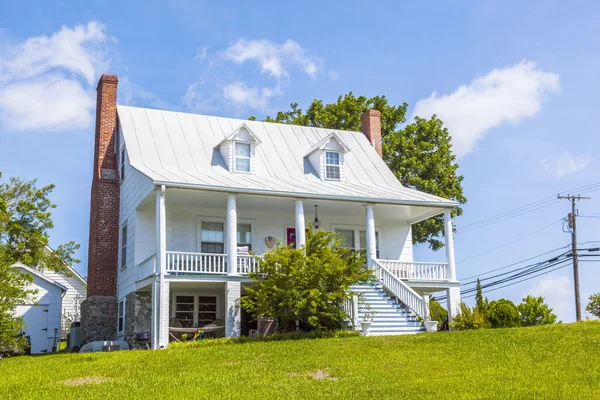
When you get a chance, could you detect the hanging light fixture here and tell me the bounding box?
[313,205,321,229]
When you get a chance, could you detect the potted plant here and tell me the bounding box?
[361,304,376,336]
[424,316,438,333]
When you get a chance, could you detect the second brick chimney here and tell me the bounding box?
[80,74,121,342]
[361,109,382,157]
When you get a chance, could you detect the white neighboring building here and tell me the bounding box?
[13,263,67,354]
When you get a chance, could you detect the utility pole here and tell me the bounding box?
[558,194,590,322]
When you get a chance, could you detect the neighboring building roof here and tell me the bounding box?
[13,262,68,292]
[44,245,87,285]
[117,105,457,207]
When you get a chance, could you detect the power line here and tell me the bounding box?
[457,219,564,264]
[459,244,571,281]
[455,181,600,234]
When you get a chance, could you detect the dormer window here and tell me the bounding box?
[234,142,251,173]
[325,151,341,180]
[216,123,261,174]
[306,132,350,181]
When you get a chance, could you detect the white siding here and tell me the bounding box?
[16,271,63,353]
[41,268,86,323]
[134,203,413,262]
[117,131,155,300]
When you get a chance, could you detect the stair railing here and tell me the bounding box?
[373,259,428,319]
[342,294,360,330]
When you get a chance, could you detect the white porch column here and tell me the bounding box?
[365,204,376,269]
[294,199,306,248]
[225,281,241,338]
[446,287,461,323]
[444,210,457,281]
[153,185,167,349]
[227,194,238,275]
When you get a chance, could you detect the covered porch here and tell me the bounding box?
[135,186,459,348]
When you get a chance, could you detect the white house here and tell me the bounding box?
[13,263,67,354]
[81,75,461,349]
[12,257,87,353]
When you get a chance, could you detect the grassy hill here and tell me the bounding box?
[2,321,600,399]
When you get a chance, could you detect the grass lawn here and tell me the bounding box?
[1,321,600,399]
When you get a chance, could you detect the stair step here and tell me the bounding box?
[370,321,422,327]
[368,325,425,332]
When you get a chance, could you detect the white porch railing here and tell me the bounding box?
[373,260,427,319]
[376,260,449,282]
[342,294,360,330]
[166,251,227,274]
[238,254,260,275]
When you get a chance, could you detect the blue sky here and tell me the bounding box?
[1,1,599,321]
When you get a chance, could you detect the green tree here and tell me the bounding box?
[241,226,371,331]
[450,302,488,330]
[517,295,557,326]
[429,297,448,325]
[586,293,600,318]
[252,93,466,250]
[475,279,485,312]
[486,299,521,329]
[0,174,80,350]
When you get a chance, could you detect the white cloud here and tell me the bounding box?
[540,152,593,178]
[0,22,113,131]
[412,61,560,157]
[222,39,321,80]
[525,275,574,322]
[0,75,94,131]
[222,81,280,111]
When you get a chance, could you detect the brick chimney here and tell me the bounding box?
[80,74,120,342]
[361,109,382,157]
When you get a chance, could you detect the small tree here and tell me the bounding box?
[450,302,488,330]
[518,295,557,326]
[429,297,448,325]
[486,299,521,329]
[241,226,371,331]
[586,293,600,318]
[0,174,80,351]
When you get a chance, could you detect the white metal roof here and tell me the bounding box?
[117,105,457,207]
[13,262,68,291]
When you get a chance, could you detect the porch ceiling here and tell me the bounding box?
[141,188,445,223]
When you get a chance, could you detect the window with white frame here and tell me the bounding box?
[237,223,252,250]
[120,148,126,181]
[337,229,355,250]
[121,223,128,269]
[174,295,218,328]
[117,299,125,335]
[325,151,341,180]
[234,142,251,173]
[201,221,225,253]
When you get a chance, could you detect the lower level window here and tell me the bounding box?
[117,299,125,334]
[174,295,218,328]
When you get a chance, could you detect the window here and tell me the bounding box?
[121,224,128,269]
[360,230,380,258]
[201,222,224,253]
[325,151,341,180]
[234,142,251,173]
[120,148,126,181]
[117,299,125,334]
[237,223,252,250]
[174,295,218,328]
[337,229,355,250]
[174,295,195,328]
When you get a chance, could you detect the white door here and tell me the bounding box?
[15,305,49,353]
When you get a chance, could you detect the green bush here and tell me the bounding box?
[586,293,600,318]
[518,295,557,326]
[241,225,371,331]
[487,299,520,328]
[450,302,488,330]
[429,297,447,324]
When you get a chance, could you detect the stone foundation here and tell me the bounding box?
[80,295,117,343]
[124,291,152,347]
